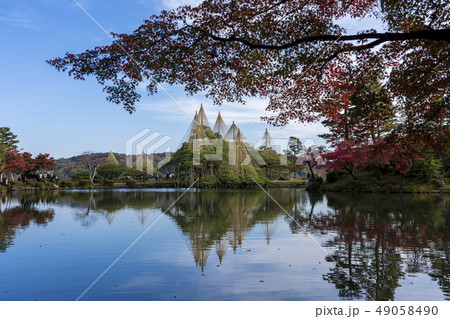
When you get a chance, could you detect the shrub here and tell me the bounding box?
[218,168,240,186]
[59,180,74,188]
[199,175,219,188]
[126,180,136,188]
[410,157,442,181]
[326,171,340,183]
[102,179,114,187]
[349,180,361,191]
[71,171,90,181]
[78,179,93,188]
[97,164,124,181]
[36,182,45,189]
[374,170,382,181]
[306,181,321,191]
[25,179,37,186]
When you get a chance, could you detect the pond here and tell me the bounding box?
[0,188,448,301]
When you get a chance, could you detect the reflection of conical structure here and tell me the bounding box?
[224,121,239,141]
[261,196,277,245]
[198,104,210,127]
[190,224,211,273]
[261,216,277,245]
[105,212,116,225]
[106,150,119,165]
[213,112,228,137]
[136,210,149,225]
[227,197,254,253]
[215,237,228,264]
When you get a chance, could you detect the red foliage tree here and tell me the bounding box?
[20,152,56,179]
[0,149,27,175]
[1,152,57,179]
[47,0,449,163]
[324,140,369,178]
[33,153,57,171]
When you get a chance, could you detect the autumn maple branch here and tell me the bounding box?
[209,28,450,50]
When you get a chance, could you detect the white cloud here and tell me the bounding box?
[161,0,203,9]
[136,92,329,152]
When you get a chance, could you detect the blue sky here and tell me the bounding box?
[1,0,382,159]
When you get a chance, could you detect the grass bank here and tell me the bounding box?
[6,179,310,192]
[266,179,308,188]
[320,171,450,193]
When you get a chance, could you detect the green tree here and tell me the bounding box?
[0,147,5,173]
[410,156,443,181]
[80,151,101,183]
[259,147,289,180]
[123,167,152,182]
[287,137,302,157]
[0,127,19,149]
[0,127,19,179]
[97,163,125,182]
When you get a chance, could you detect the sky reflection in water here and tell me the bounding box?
[0,189,448,301]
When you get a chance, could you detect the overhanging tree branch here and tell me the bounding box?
[209,28,450,50]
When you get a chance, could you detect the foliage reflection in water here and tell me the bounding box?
[0,189,448,301]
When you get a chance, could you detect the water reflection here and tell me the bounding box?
[165,190,294,271]
[1,189,448,300]
[289,192,449,300]
[0,192,55,252]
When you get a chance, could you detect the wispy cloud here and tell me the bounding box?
[0,16,34,28]
[137,95,271,124]
[136,93,329,150]
[161,0,203,8]
[0,0,40,30]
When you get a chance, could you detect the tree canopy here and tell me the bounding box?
[0,127,19,150]
[48,0,449,163]
[0,128,56,179]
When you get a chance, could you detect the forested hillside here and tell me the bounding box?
[55,152,172,179]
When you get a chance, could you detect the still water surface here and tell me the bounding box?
[0,189,448,301]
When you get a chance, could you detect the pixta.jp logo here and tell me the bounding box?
[126,129,172,173]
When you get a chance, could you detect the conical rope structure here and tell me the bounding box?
[223,121,239,141]
[213,111,228,138]
[198,104,210,128]
[106,150,119,165]
[181,111,207,145]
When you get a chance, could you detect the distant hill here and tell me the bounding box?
[55,152,174,179]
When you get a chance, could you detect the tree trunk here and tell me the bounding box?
[306,161,315,180]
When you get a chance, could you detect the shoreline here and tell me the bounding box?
[3,180,450,194]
